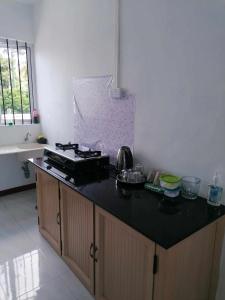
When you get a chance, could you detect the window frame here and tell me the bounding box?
[0,37,35,126]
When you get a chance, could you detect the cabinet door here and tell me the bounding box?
[209,217,225,300]
[60,183,94,294]
[153,222,217,300]
[36,169,61,255]
[95,206,155,300]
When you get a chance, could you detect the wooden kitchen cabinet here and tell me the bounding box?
[35,167,225,300]
[95,206,155,300]
[36,169,61,255]
[153,221,218,300]
[60,183,94,294]
[95,206,225,300]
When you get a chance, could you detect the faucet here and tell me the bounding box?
[24,132,31,143]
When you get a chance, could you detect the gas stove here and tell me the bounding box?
[41,160,110,186]
[55,143,102,158]
[43,142,110,178]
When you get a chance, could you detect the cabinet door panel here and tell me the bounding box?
[154,222,217,300]
[209,217,225,300]
[95,206,155,300]
[36,169,61,255]
[60,183,94,294]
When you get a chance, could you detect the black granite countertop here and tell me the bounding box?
[29,158,225,249]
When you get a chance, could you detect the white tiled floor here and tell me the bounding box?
[0,190,94,300]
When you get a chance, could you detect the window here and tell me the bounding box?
[0,38,34,125]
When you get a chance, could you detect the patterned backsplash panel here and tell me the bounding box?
[73,75,135,163]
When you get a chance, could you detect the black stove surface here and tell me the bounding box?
[43,159,110,187]
[74,149,101,158]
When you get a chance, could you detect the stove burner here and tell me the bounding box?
[55,142,102,158]
[55,143,78,151]
[75,149,102,158]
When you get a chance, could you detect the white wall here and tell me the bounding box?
[120,0,225,201]
[34,0,225,201]
[0,125,41,146]
[0,1,40,190]
[34,0,114,146]
[0,1,34,43]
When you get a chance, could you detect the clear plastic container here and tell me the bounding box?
[207,185,223,206]
[181,176,201,200]
[134,163,144,174]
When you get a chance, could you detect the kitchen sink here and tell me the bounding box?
[0,143,46,161]
[17,143,45,150]
[16,143,46,161]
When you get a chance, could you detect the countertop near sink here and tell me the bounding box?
[30,157,225,249]
[0,143,47,155]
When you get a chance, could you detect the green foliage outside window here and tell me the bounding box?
[0,49,30,115]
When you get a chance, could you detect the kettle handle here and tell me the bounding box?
[123,147,133,169]
[117,146,133,170]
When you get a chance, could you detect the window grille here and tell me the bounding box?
[0,38,34,125]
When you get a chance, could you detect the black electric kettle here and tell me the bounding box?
[116,146,133,172]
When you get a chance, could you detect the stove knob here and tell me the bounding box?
[47,165,52,170]
[65,176,71,182]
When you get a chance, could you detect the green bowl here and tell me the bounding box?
[159,173,181,190]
